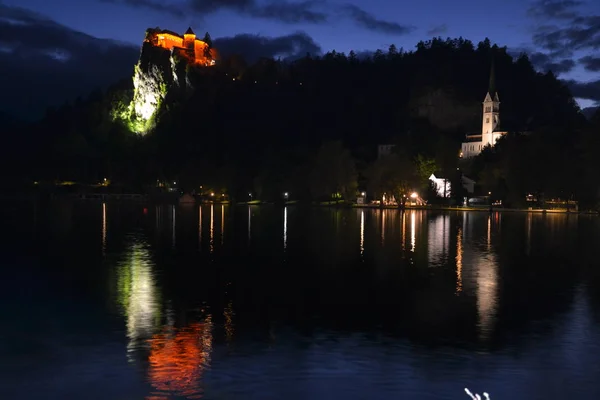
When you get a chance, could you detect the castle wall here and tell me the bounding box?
[157,33,183,51]
[147,29,217,66]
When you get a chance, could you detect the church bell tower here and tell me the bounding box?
[481,60,500,146]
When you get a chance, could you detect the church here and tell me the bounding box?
[460,66,507,158]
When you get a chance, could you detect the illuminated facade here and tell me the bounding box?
[460,65,507,158]
[145,27,218,66]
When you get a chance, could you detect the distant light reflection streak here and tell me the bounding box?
[360,210,365,256]
[410,211,416,252]
[381,210,385,245]
[283,207,288,249]
[171,205,176,248]
[221,204,225,245]
[401,211,406,252]
[102,202,106,255]
[210,205,214,253]
[456,227,463,294]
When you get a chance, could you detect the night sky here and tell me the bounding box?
[1,0,599,114]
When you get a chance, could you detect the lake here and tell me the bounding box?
[1,202,600,399]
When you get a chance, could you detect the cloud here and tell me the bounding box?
[427,24,448,36]
[0,4,139,119]
[102,0,412,35]
[101,0,186,17]
[527,1,599,56]
[528,51,576,74]
[527,0,583,19]
[341,4,414,35]
[509,48,576,74]
[214,31,322,62]
[189,0,328,23]
[565,79,600,102]
[580,55,600,72]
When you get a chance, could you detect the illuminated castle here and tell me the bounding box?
[145,27,218,66]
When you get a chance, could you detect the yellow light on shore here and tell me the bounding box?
[410,192,418,199]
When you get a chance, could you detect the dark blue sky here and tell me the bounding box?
[1,0,599,108]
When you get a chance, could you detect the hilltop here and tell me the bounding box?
[6,33,600,208]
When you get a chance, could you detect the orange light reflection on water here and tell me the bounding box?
[146,318,213,399]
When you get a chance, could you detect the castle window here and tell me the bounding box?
[486,118,490,123]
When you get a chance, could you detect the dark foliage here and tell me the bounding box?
[7,37,599,208]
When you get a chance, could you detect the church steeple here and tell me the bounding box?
[482,58,500,138]
[488,58,496,96]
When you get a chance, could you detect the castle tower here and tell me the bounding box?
[481,60,500,147]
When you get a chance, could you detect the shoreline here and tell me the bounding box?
[2,194,597,215]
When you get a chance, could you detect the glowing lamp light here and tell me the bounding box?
[361,192,366,197]
[410,192,418,199]
[210,192,215,197]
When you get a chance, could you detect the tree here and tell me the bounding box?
[366,152,417,206]
[414,154,437,192]
[309,141,358,201]
[203,32,213,59]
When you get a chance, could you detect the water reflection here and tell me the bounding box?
[210,205,214,253]
[224,301,235,343]
[360,210,365,257]
[410,211,416,252]
[147,318,213,399]
[11,204,600,400]
[427,214,449,266]
[198,205,202,248]
[248,206,251,241]
[171,205,176,248]
[221,205,225,246]
[116,240,161,353]
[456,227,463,294]
[460,213,499,341]
[283,207,288,250]
[102,202,107,255]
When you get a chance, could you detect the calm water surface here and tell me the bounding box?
[1,202,600,399]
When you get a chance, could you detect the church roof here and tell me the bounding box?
[185,27,195,35]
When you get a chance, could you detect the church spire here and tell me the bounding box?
[488,57,496,95]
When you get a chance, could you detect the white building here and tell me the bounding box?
[460,69,507,158]
[429,174,451,198]
[429,174,476,198]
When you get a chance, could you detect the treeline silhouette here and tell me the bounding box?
[2,37,599,208]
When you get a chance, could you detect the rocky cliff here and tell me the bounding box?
[112,40,195,134]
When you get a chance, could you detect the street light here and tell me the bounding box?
[210,192,215,197]
[361,192,366,197]
[284,192,289,199]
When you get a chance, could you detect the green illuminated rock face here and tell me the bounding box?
[113,41,188,135]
